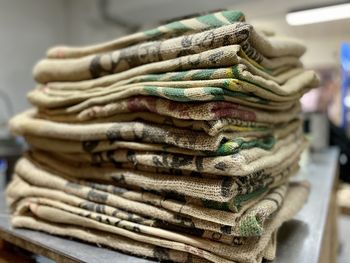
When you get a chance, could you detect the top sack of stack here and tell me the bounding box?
[32,10,307,83]
[26,10,318,118]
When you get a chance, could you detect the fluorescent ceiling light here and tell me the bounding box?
[286,2,350,26]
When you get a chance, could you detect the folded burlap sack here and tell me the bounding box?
[35,78,303,107]
[7,176,257,245]
[39,66,316,109]
[9,181,310,263]
[13,157,295,236]
[10,200,239,263]
[16,192,283,262]
[115,133,303,176]
[28,149,300,206]
[34,23,251,83]
[10,161,290,237]
[35,107,284,134]
[47,10,246,59]
[95,156,300,185]
[10,109,300,153]
[20,129,305,176]
[10,214,276,263]
[30,87,296,113]
[25,134,275,158]
[47,10,304,61]
[36,111,277,139]
[37,96,301,126]
[23,120,299,160]
[30,85,296,112]
[6,173,264,239]
[9,170,224,235]
[37,63,304,95]
[34,19,304,83]
[40,64,303,94]
[29,46,302,109]
[13,217,211,263]
[31,71,317,115]
[27,133,278,158]
[30,103,304,130]
[41,151,297,206]
[23,116,296,155]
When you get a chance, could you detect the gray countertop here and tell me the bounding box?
[0,147,339,263]
[273,147,339,263]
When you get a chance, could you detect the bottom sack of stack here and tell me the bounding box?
[6,154,309,263]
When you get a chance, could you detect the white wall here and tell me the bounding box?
[0,0,68,118]
[65,0,126,46]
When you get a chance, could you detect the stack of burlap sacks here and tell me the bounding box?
[6,10,318,263]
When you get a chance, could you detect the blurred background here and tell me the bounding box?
[0,0,349,262]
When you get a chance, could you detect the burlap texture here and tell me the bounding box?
[9,181,310,263]
[23,119,299,157]
[7,167,285,239]
[34,21,304,83]
[33,82,296,115]
[12,216,210,263]
[77,180,291,236]
[37,96,301,125]
[32,70,317,109]
[10,109,301,153]
[35,111,277,140]
[29,46,304,111]
[7,176,253,245]
[12,157,294,237]
[25,140,300,182]
[34,23,252,83]
[46,10,304,60]
[13,196,278,262]
[263,231,277,260]
[35,68,317,107]
[29,83,297,112]
[22,129,304,179]
[25,134,276,158]
[35,63,304,93]
[10,200,238,263]
[11,165,228,235]
[47,10,246,59]
[28,149,300,206]
[40,64,304,93]
[7,177,263,241]
[20,129,305,176]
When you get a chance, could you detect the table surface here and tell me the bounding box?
[0,148,339,263]
[273,147,338,263]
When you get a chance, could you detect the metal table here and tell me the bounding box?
[273,147,339,263]
[0,148,339,263]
